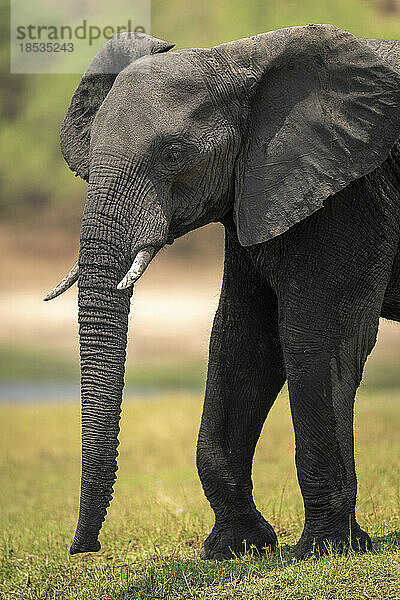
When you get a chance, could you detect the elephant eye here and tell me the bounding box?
[157,140,200,176]
[162,145,183,168]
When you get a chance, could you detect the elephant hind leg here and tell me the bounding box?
[280,317,378,560]
[268,166,400,558]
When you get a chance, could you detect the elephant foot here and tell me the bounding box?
[200,512,277,560]
[294,523,372,560]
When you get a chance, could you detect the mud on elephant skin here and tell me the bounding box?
[44,24,400,560]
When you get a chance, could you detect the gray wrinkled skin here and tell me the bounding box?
[54,26,400,559]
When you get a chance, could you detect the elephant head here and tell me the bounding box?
[45,25,400,555]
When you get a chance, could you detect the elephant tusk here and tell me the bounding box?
[43,261,79,301]
[117,246,156,290]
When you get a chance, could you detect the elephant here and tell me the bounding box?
[44,24,400,561]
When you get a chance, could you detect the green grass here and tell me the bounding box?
[0,344,206,389]
[0,345,78,382]
[0,388,399,599]
[1,342,399,393]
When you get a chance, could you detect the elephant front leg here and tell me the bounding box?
[281,324,376,559]
[197,231,286,560]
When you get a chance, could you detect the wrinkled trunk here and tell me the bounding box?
[70,222,132,554]
[70,166,166,554]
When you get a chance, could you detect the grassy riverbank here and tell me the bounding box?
[1,389,399,599]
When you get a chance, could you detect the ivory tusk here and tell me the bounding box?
[117,246,156,290]
[43,261,79,301]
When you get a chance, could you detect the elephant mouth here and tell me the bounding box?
[43,244,158,301]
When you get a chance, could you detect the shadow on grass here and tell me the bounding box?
[117,546,295,599]
[112,533,400,599]
[372,529,400,550]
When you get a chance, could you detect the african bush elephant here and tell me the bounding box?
[45,24,400,560]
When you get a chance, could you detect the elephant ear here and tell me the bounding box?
[60,32,174,181]
[214,24,400,246]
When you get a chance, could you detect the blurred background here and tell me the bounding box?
[1,7,399,597]
[0,0,399,402]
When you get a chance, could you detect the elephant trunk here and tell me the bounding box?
[70,175,166,555]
